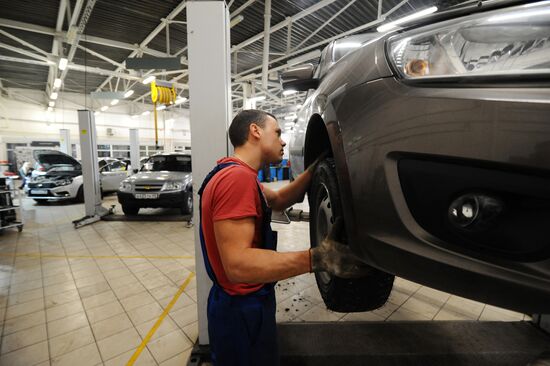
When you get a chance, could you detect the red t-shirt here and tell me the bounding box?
[201,157,265,295]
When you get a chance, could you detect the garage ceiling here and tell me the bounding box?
[0,0,466,111]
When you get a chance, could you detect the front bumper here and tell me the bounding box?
[336,77,550,313]
[26,186,75,201]
[117,190,190,208]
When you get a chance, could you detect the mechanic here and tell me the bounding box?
[198,109,369,366]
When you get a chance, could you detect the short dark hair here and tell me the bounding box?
[228,109,277,147]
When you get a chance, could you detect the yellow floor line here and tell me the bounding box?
[0,252,194,260]
[126,272,196,366]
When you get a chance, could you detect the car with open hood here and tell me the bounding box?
[283,0,550,314]
[117,153,193,215]
[27,150,129,203]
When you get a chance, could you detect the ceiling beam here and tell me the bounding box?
[261,0,271,90]
[0,42,52,63]
[231,0,337,53]
[0,29,50,57]
[234,0,409,81]
[94,0,188,93]
[0,18,168,57]
[45,0,67,99]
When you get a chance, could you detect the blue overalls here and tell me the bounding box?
[198,162,279,366]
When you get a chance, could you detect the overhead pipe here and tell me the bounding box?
[261,0,271,90]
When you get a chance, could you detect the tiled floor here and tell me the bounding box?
[0,184,528,365]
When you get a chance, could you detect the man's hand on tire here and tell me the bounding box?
[310,218,371,279]
[306,151,330,175]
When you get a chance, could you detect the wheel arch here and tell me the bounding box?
[303,107,359,252]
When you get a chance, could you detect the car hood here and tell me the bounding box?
[124,171,192,185]
[33,150,81,170]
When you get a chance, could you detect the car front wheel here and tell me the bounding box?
[180,193,193,215]
[309,157,395,312]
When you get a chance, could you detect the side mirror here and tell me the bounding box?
[133,169,138,174]
[281,64,319,92]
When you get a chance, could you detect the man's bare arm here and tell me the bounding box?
[262,170,312,211]
[214,217,310,283]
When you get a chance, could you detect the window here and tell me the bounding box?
[141,155,191,172]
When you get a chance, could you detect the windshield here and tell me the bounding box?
[141,155,192,172]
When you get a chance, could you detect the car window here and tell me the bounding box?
[141,156,192,172]
[109,161,126,171]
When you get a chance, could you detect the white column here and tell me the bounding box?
[187,0,232,346]
[59,128,70,155]
[77,110,101,217]
[129,129,139,172]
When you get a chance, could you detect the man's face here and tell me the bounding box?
[259,116,286,164]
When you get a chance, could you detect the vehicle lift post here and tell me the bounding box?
[73,109,113,228]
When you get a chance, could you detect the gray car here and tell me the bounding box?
[117,153,193,216]
[283,0,550,314]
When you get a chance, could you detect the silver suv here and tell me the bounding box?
[117,153,192,216]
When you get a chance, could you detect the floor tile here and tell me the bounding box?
[1,323,47,354]
[169,303,198,329]
[5,297,45,319]
[49,326,95,358]
[46,299,84,322]
[159,348,193,366]
[119,291,156,312]
[127,301,164,326]
[0,341,49,366]
[97,327,143,361]
[91,312,134,341]
[135,316,179,341]
[147,330,193,364]
[82,290,117,311]
[47,311,89,338]
[3,310,46,335]
[50,342,102,366]
[85,300,125,324]
[103,347,156,366]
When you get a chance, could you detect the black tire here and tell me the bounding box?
[122,205,139,216]
[76,186,84,203]
[309,158,394,312]
[180,193,193,215]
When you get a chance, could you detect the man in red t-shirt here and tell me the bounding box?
[199,109,367,366]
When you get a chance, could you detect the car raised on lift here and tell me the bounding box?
[117,153,193,216]
[283,0,550,314]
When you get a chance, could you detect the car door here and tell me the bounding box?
[100,161,128,192]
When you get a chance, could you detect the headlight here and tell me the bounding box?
[119,182,132,192]
[387,2,550,80]
[55,178,73,186]
[162,182,184,191]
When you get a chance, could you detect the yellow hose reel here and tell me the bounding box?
[150,80,176,148]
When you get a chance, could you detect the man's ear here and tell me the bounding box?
[249,123,262,140]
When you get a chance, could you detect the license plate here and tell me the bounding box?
[135,193,159,199]
[31,189,48,195]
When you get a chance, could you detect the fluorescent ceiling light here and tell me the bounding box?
[94,111,101,116]
[47,107,53,112]
[156,105,166,111]
[124,90,134,98]
[131,114,139,119]
[377,6,438,32]
[58,57,68,70]
[230,15,244,28]
[50,92,58,100]
[110,99,119,106]
[284,122,294,127]
[296,104,302,108]
[100,106,108,111]
[175,97,187,105]
[142,75,156,84]
[48,101,55,107]
[334,42,362,48]
[249,96,266,102]
[141,110,150,116]
[283,90,297,96]
[53,78,62,88]
[284,115,297,121]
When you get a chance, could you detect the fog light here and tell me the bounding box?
[448,193,503,231]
